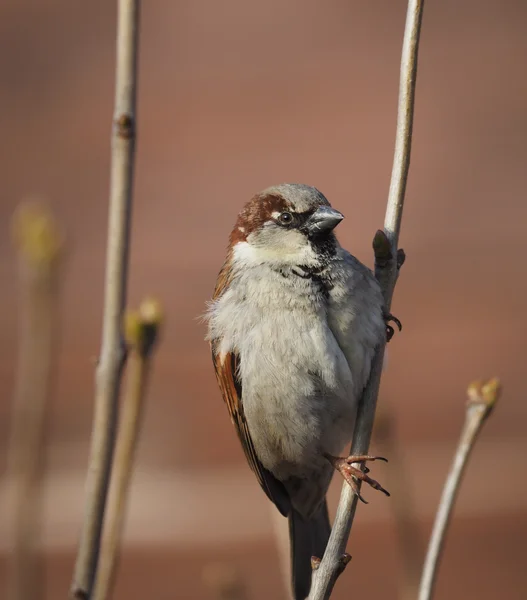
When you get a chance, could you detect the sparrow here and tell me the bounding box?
[205,184,394,600]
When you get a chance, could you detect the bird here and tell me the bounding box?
[205,183,395,599]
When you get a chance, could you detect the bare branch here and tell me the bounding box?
[7,203,63,600]
[308,1,425,598]
[418,379,501,600]
[71,1,140,597]
[91,299,162,600]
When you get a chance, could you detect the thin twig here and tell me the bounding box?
[418,379,501,600]
[308,2,425,598]
[6,203,63,600]
[71,1,140,598]
[91,299,162,600]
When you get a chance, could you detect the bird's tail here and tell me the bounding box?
[288,500,331,600]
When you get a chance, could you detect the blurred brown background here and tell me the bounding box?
[1,1,526,599]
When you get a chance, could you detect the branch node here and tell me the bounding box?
[336,553,352,577]
[397,248,406,270]
[372,229,393,266]
[467,378,501,418]
[115,113,135,139]
[124,297,163,358]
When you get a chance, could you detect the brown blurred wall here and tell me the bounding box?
[1,1,526,599]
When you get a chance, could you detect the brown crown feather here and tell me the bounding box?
[229,193,289,246]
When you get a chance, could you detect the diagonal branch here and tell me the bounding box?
[418,379,501,600]
[308,1,425,598]
[91,299,163,600]
[71,1,140,598]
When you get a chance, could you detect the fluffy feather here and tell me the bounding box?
[206,183,385,599]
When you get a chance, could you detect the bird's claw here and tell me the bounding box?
[325,454,390,503]
[384,312,402,342]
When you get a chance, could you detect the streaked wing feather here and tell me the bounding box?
[211,347,289,517]
[211,259,290,517]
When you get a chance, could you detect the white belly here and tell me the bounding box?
[208,262,363,481]
[239,308,357,480]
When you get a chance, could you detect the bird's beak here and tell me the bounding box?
[306,206,344,234]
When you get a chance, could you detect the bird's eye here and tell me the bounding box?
[278,212,293,225]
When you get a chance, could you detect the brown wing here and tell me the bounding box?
[211,258,290,516]
[212,254,235,302]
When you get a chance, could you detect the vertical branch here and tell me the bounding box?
[7,203,63,600]
[418,379,501,600]
[385,0,425,254]
[308,1,425,598]
[91,299,162,600]
[71,1,141,597]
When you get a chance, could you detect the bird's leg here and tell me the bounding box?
[324,454,390,504]
[384,312,402,342]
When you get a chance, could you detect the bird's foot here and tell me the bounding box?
[325,454,390,504]
[384,312,402,342]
